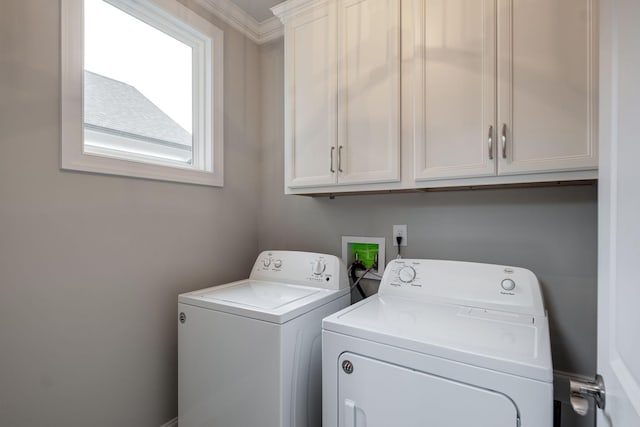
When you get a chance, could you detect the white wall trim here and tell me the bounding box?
[192,0,283,44]
[160,417,178,427]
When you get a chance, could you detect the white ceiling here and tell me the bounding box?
[230,0,282,22]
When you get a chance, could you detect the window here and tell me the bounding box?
[61,0,224,186]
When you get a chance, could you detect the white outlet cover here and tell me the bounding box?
[393,225,408,246]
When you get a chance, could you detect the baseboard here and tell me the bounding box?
[160,417,178,427]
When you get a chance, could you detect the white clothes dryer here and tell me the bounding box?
[322,259,553,427]
[179,250,350,427]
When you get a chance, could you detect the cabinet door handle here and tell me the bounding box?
[501,123,508,159]
[488,125,494,160]
[330,146,335,173]
[338,145,344,173]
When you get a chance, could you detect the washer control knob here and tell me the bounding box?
[398,266,417,283]
[273,259,282,269]
[262,258,271,268]
[501,278,516,291]
[312,260,326,276]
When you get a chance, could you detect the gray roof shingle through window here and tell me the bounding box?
[83,70,192,149]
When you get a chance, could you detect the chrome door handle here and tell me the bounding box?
[570,374,606,416]
[330,146,335,173]
[338,145,344,173]
[501,123,507,159]
[488,125,494,160]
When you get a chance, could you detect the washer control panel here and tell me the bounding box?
[251,250,348,291]
[379,259,545,317]
[311,259,327,276]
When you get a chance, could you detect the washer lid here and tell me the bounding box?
[323,295,553,382]
[201,281,320,310]
[179,279,348,324]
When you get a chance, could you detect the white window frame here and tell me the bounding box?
[61,0,224,187]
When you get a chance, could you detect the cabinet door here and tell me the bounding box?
[413,0,497,180]
[284,4,338,188]
[497,0,597,175]
[337,0,400,185]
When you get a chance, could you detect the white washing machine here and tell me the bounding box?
[179,250,350,427]
[322,259,553,427]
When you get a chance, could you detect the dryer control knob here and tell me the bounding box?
[398,266,416,283]
[501,278,516,291]
[273,259,282,268]
[262,258,271,267]
[312,260,326,276]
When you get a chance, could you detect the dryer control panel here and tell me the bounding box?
[250,250,348,291]
[379,259,545,317]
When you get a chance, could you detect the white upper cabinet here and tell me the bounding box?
[497,0,597,175]
[274,0,597,195]
[281,3,338,188]
[274,0,400,191]
[414,0,598,182]
[413,0,497,180]
[337,0,400,185]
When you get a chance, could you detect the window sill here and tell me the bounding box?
[61,146,223,187]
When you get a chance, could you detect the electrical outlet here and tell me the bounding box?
[393,225,408,246]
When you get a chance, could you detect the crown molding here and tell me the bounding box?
[258,15,285,43]
[191,0,283,45]
[271,0,327,22]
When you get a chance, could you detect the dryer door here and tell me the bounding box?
[337,353,519,427]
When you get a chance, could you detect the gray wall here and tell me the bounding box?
[0,1,261,426]
[258,41,598,378]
